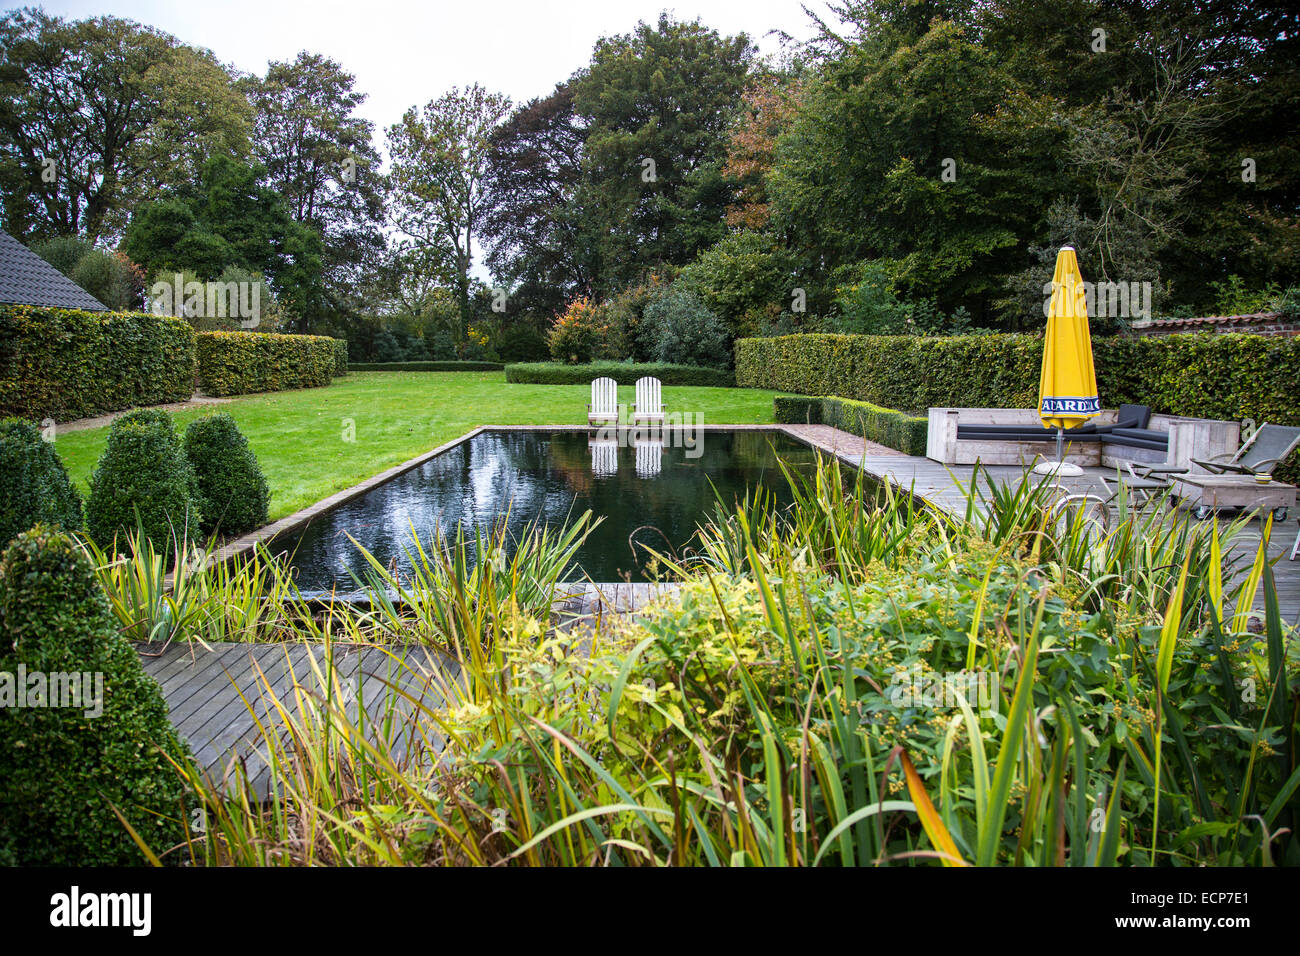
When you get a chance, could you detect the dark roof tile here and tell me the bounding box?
[0,231,109,311]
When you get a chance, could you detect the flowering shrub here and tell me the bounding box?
[547,297,622,364]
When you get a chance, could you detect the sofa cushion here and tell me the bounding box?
[1105,428,1168,451]
[957,426,1103,442]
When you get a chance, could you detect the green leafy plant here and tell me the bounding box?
[773,395,928,455]
[82,528,298,645]
[641,286,732,368]
[183,413,269,535]
[0,417,82,547]
[547,297,622,364]
[86,417,201,554]
[196,330,338,396]
[0,526,193,865]
[0,304,195,421]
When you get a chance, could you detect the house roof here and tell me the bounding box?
[1128,312,1281,331]
[0,230,109,311]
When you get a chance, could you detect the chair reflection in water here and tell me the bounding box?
[635,435,664,478]
[589,436,618,478]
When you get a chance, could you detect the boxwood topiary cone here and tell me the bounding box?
[0,526,193,865]
[0,417,83,549]
[112,407,178,434]
[86,419,202,554]
[183,413,270,536]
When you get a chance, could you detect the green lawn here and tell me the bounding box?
[54,371,786,521]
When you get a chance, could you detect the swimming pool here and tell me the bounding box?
[272,428,823,592]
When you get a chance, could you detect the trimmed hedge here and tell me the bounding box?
[505,361,735,387]
[774,395,822,424]
[0,304,195,422]
[739,331,1300,479]
[0,526,193,865]
[0,417,83,548]
[349,361,504,372]
[737,332,1300,425]
[86,417,201,552]
[736,334,1043,411]
[197,331,337,397]
[774,395,929,455]
[183,413,269,535]
[332,337,349,377]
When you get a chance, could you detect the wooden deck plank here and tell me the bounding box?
[145,642,245,696]
[184,645,317,766]
[191,647,323,782]
[167,645,270,729]
[144,641,461,797]
[793,425,1299,624]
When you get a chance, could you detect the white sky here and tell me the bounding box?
[39,0,834,135]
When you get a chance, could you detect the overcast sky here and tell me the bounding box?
[39,0,835,136]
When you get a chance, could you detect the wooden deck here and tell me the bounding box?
[140,641,459,797]
[141,585,677,794]
[795,442,1300,623]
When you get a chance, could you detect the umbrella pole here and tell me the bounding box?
[1035,424,1084,477]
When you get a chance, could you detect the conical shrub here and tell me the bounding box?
[0,526,193,864]
[86,416,201,553]
[0,417,83,549]
[184,413,269,535]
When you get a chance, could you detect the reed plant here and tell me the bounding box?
[119,456,1296,866]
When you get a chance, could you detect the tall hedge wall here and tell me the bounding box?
[736,332,1300,430]
[505,361,734,387]
[197,331,338,397]
[351,360,504,372]
[0,305,195,422]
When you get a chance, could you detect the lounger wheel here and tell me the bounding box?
[1273,507,1289,522]
[1048,493,1110,535]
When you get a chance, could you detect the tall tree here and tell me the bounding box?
[122,155,323,321]
[245,52,386,313]
[482,83,590,319]
[768,12,1050,320]
[387,83,511,346]
[0,9,251,242]
[570,15,756,293]
[721,73,806,232]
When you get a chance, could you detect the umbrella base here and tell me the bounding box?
[1033,460,1084,477]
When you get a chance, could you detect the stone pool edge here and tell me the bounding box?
[209,425,488,567]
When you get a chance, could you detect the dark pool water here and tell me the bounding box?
[272,429,821,593]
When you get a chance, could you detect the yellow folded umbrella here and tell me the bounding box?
[1036,247,1099,473]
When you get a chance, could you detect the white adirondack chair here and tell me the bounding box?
[635,438,664,478]
[632,377,665,424]
[589,438,618,478]
[588,377,619,425]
